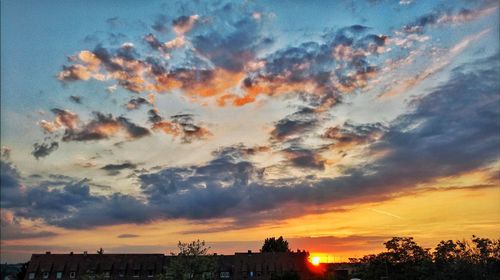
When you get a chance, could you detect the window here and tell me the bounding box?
[28,273,36,280]
[43,272,49,279]
[147,270,153,278]
[133,270,140,277]
[103,271,110,278]
[118,270,125,277]
[56,272,62,279]
[220,272,230,278]
[70,272,76,279]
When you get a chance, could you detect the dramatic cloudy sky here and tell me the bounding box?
[1,0,499,263]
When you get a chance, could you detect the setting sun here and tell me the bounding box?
[311,256,321,266]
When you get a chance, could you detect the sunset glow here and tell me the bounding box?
[1,0,499,264]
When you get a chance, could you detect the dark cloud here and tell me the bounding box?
[190,4,271,72]
[282,147,327,170]
[369,53,500,180]
[152,14,169,33]
[52,193,154,229]
[143,33,164,51]
[126,97,149,110]
[0,169,153,229]
[117,116,151,138]
[39,109,150,144]
[172,15,198,34]
[61,112,150,142]
[106,17,121,28]
[101,162,137,176]
[32,142,59,159]
[69,95,82,104]
[139,148,265,219]
[101,163,137,171]
[271,107,318,141]
[0,160,24,208]
[147,109,163,123]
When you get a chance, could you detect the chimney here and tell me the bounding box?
[70,252,74,255]
[84,251,88,256]
[45,251,51,255]
[247,250,252,254]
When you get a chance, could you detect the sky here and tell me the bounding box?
[1,0,499,263]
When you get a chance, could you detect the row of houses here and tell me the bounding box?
[24,251,356,280]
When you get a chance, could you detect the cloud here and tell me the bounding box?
[190,5,271,72]
[172,14,199,35]
[147,109,163,123]
[61,112,150,142]
[323,122,386,150]
[3,53,498,229]
[53,1,495,115]
[1,210,57,240]
[54,1,402,114]
[220,25,386,108]
[32,142,59,159]
[101,162,137,175]
[117,234,140,238]
[151,113,212,143]
[69,95,82,104]
[136,53,500,224]
[126,97,150,110]
[0,160,24,208]
[1,146,12,160]
[0,168,153,229]
[4,51,499,230]
[39,109,79,133]
[152,14,169,33]
[271,107,319,141]
[101,162,137,171]
[403,5,497,33]
[281,147,327,170]
[379,29,491,99]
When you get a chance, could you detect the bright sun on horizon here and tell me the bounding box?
[311,256,321,266]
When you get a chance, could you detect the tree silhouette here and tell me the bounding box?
[261,236,290,253]
[350,236,500,280]
[163,240,218,280]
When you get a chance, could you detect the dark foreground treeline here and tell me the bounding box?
[348,236,500,280]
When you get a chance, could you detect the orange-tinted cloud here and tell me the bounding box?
[151,113,212,143]
[39,109,79,133]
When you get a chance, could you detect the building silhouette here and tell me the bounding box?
[23,250,349,280]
